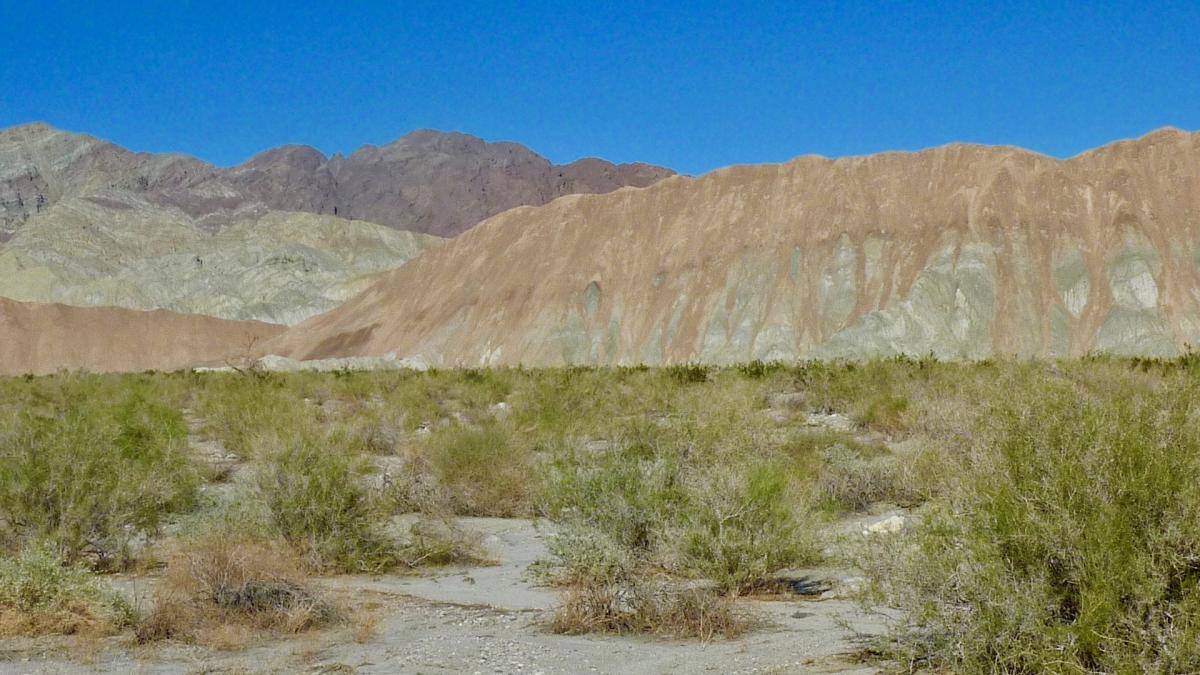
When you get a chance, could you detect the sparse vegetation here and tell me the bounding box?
[138,531,336,645]
[3,357,1200,668]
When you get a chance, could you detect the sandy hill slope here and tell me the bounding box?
[0,123,674,239]
[0,298,283,375]
[268,128,1200,365]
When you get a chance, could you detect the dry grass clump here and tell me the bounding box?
[0,546,134,637]
[138,533,336,645]
[551,579,748,640]
[398,517,493,568]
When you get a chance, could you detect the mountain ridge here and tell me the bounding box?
[0,123,675,238]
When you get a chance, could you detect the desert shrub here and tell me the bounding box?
[673,465,819,592]
[138,532,335,644]
[812,444,913,512]
[551,579,748,640]
[869,380,1200,672]
[541,442,815,595]
[192,374,308,456]
[424,424,533,517]
[257,437,395,573]
[540,444,686,557]
[0,388,198,567]
[534,526,637,587]
[0,546,135,636]
[735,359,786,379]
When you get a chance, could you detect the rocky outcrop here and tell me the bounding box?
[0,297,284,375]
[268,128,1200,364]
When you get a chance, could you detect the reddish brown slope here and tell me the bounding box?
[0,298,284,375]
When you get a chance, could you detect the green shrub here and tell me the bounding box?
[674,465,819,592]
[541,445,815,593]
[0,388,199,567]
[665,363,711,384]
[540,444,686,555]
[425,424,533,517]
[257,437,395,573]
[735,360,784,379]
[870,381,1200,672]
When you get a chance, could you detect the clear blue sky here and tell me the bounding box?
[2,1,1197,175]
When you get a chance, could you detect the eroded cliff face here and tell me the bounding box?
[271,128,1200,365]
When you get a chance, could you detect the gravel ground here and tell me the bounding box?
[0,518,890,674]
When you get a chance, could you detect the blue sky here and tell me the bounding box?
[2,1,1197,175]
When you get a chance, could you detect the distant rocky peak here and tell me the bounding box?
[0,123,675,238]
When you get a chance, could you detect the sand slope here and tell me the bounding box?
[0,298,284,375]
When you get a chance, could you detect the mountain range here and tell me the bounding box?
[0,124,671,325]
[0,123,673,239]
[2,124,1199,373]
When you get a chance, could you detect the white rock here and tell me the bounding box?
[862,514,906,536]
[252,353,428,372]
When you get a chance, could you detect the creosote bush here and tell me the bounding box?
[0,384,199,568]
[869,378,1200,672]
[257,435,396,573]
[674,465,819,592]
[425,423,532,517]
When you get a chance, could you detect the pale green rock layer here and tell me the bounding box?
[0,196,441,325]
